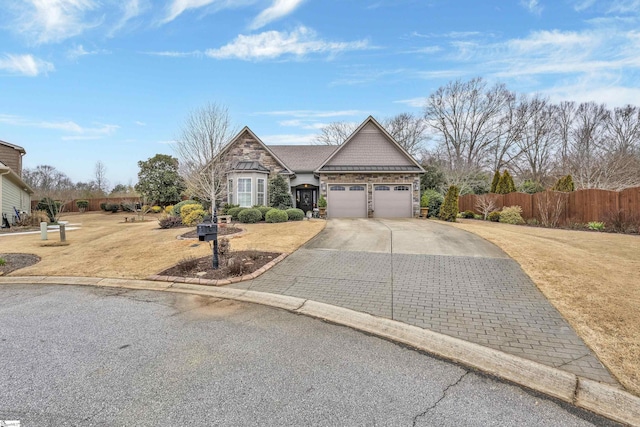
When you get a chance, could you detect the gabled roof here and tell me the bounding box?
[216,126,293,174]
[268,145,337,172]
[0,139,26,154]
[315,116,424,173]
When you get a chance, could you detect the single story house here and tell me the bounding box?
[0,140,33,225]
[218,116,424,218]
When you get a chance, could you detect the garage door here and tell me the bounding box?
[373,185,412,218]
[327,185,367,218]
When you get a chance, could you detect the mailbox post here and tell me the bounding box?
[197,214,219,269]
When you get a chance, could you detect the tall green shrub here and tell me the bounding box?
[439,185,459,222]
[423,189,444,218]
[496,170,516,194]
[552,174,575,192]
[268,175,293,209]
[490,170,501,193]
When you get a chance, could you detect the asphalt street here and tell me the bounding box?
[0,284,618,426]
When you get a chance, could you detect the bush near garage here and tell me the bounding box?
[285,208,305,221]
[439,185,460,222]
[265,208,288,223]
[238,208,262,224]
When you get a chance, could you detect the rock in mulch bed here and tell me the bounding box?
[159,251,281,281]
[0,253,41,275]
[179,226,242,239]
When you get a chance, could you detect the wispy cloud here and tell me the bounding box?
[66,44,110,60]
[521,0,543,15]
[394,97,426,108]
[161,0,255,24]
[8,0,100,44]
[109,0,146,36]
[0,54,54,76]
[204,26,369,60]
[134,121,147,126]
[0,114,118,138]
[249,0,305,30]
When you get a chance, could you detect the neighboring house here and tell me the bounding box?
[0,140,33,225]
[219,116,424,218]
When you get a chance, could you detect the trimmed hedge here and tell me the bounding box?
[238,208,262,224]
[158,215,183,228]
[265,208,288,223]
[226,207,246,221]
[499,205,525,225]
[487,211,501,222]
[439,185,459,222]
[285,208,305,221]
[256,206,272,219]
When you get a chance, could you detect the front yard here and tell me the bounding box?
[0,212,325,279]
[448,219,640,396]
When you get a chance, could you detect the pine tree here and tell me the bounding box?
[268,174,293,209]
[503,170,516,193]
[552,174,575,192]
[439,185,460,222]
[490,170,500,193]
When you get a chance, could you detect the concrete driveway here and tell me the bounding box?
[235,218,617,386]
[305,218,509,257]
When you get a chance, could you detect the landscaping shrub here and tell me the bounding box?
[488,211,501,222]
[180,205,207,227]
[176,256,199,275]
[439,185,459,222]
[105,203,119,213]
[420,194,429,208]
[256,206,272,219]
[164,205,174,215]
[519,180,545,194]
[180,204,204,218]
[461,210,475,219]
[36,197,63,222]
[226,207,246,221]
[268,175,293,209]
[588,221,605,231]
[100,202,107,211]
[172,200,199,216]
[499,206,525,225]
[158,215,183,229]
[265,208,288,223]
[151,205,163,213]
[238,208,262,224]
[76,200,89,212]
[552,174,575,192]
[495,170,516,194]
[221,203,239,215]
[604,210,639,234]
[120,203,135,212]
[527,218,540,226]
[490,170,501,193]
[423,189,443,218]
[285,208,305,221]
[318,195,327,208]
[15,210,49,227]
[0,258,5,266]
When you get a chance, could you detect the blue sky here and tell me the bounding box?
[1,0,639,187]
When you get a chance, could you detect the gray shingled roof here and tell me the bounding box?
[319,165,423,172]
[231,160,270,172]
[268,145,337,172]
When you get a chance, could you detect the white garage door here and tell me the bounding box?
[373,185,412,218]
[328,185,367,218]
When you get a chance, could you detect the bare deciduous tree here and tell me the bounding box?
[535,190,567,228]
[313,121,357,145]
[383,112,428,156]
[174,103,237,212]
[94,161,109,194]
[474,193,499,220]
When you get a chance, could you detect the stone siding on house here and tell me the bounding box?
[320,172,421,217]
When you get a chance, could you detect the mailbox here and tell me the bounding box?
[197,219,218,242]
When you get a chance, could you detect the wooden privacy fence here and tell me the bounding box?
[31,197,142,213]
[459,187,640,225]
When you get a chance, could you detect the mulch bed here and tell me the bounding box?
[159,251,281,281]
[179,226,242,239]
[0,253,41,275]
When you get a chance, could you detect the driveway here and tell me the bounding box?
[0,284,617,426]
[234,218,617,386]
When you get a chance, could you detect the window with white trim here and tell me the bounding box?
[349,186,365,191]
[330,186,345,191]
[375,185,390,191]
[238,178,252,207]
[394,185,410,191]
[257,178,265,206]
[228,179,233,204]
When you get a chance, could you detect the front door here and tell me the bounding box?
[298,189,314,213]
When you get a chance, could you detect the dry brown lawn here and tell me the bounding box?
[0,212,325,280]
[447,219,640,395]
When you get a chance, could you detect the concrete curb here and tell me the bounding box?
[145,253,288,286]
[1,276,638,426]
